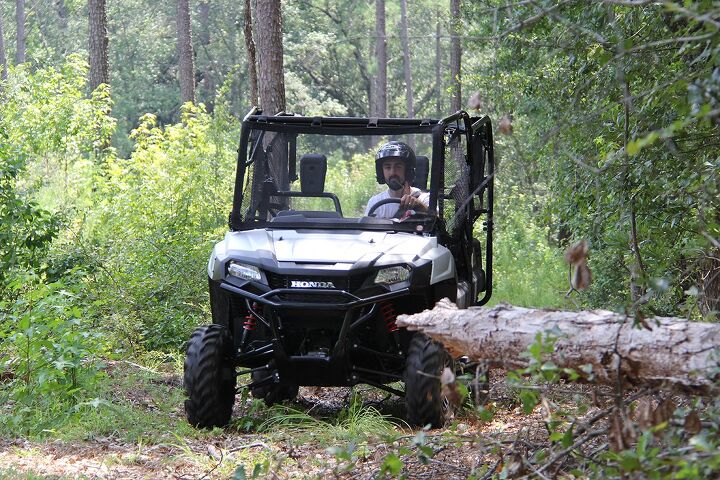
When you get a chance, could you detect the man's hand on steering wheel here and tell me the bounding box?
[398,183,427,212]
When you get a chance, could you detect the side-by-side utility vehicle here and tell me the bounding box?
[184,109,494,428]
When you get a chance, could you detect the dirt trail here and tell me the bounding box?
[0,374,558,479]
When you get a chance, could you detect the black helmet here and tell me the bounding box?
[375,141,416,184]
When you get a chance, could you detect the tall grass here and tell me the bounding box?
[485,186,568,309]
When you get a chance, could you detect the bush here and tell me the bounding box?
[486,185,567,308]
[0,271,104,436]
[82,105,238,350]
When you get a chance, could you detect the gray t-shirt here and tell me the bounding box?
[364,187,430,218]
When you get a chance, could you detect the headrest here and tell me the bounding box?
[300,154,327,194]
[413,155,429,190]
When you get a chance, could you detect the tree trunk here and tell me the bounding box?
[396,299,720,395]
[449,0,462,112]
[88,0,110,91]
[700,248,720,316]
[254,0,285,116]
[15,0,25,64]
[399,0,413,119]
[435,13,442,118]
[0,13,7,81]
[254,0,287,192]
[243,0,258,107]
[373,0,387,118]
[197,0,210,45]
[56,0,69,30]
[177,0,195,105]
[197,0,214,111]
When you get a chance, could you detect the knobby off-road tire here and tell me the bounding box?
[184,324,237,428]
[251,366,299,406]
[404,333,453,428]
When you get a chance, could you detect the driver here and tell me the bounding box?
[365,141,430,218]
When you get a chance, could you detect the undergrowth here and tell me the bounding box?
[486,185,568,309]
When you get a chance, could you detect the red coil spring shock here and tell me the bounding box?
[380,301,398,333]
[243,302,259,330]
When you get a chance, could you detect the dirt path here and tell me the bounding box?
[0,372,558,479]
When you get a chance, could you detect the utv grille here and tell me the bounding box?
[266,272,366,292]
[276,292,352,304]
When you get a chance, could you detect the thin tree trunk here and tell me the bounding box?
[243,0,258,107]
[449,0,462,112]
[88,0,110,90]
[56,0,69,29]
[198,0,210,45]
[435,13,441,118]
[400,0,413,119]
[254,0,287,191]
[397,299,720,395]
[197,0,214,111]
[255,0,285,115]
[0,13,7,81]
[15,0,25,64]
[177,0,195,105]
[373,0,387,118]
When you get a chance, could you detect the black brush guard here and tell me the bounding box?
[221,281,411,396]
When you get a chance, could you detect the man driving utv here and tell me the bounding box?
[365,141,430,218]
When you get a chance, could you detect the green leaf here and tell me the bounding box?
[561,425,575,448]
[381,454,403,475]
[232,466,246,480]
[520,390,540,413]
[626,140,640,156]
[18,314,31,332]
[619,453,641,471]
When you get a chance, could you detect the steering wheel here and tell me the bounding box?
[367,198,432,221]
[367,198,402,217]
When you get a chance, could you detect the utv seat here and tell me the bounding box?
[270,153,343,220]
[412,155,429,190]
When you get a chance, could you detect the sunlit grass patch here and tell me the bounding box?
[51,360,206,445]
[485,186,568,309]
[257,395,398,444]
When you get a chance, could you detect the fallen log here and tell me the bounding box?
[396,299,720,394]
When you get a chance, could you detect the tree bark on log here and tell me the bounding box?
[396,299,720,394]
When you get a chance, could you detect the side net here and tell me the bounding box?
[442,125,471,239]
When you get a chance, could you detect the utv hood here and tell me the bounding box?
[208,228,454,282]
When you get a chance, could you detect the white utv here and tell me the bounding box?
[184,109,495,429]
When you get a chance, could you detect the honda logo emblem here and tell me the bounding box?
[290,280,337,289]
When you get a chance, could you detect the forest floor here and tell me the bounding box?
[0,361,618,479]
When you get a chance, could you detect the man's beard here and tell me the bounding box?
[387,177,404,191]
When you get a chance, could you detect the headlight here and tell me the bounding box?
[227,261,262,282]
[375,265,411,285]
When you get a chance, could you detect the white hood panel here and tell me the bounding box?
[209,228,455,283]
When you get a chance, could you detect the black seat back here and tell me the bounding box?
[413,155,429,190]
[300,154,327,193]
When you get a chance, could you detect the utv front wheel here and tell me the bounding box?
[184,325,237,428]
[404,333,453,428]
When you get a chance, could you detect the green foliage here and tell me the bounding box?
[465,1,720,316]
[257,393,396,443]
[0,56,114,288]
[487,185,567,308]
[0,272,104,436]
[84,104,238,350]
